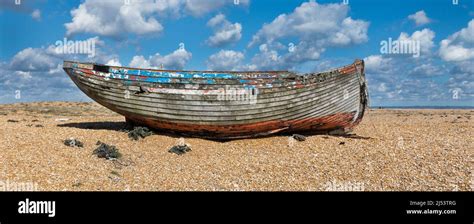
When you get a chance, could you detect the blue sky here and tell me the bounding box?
[0,0,473,107]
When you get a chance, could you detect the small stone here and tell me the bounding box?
[64,138,84,148]
[292,134,306,141]
[168,144,192,155]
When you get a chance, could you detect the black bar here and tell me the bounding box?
[0,192,472,223]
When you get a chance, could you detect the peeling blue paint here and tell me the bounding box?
[108,68,278,80]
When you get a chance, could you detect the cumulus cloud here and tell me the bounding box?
[363,55,394,74]
[365,67,448,104]
[129,46,192,70]
[439,19,474,62]
[362,53,454,105]
[1,57,85,103]
[0,37,118,103]
[206,14,242,47]
[247,43,287,71]
[397,28,436,56]
[14,71,33,80]
[148,48,192,70]
[65,0,249,38]
[65,0,163,37]
[106,58,122,66]
[206,50,245,70]
[10,37,105,72]
[249,2,368,47]
[247,1,369,70]
[362,53,473,106]
[10,47,59,72]
[408,10,431,26]
[129,55,151,69]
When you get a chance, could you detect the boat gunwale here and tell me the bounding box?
[64,59,363,76]
[64,60,290,74]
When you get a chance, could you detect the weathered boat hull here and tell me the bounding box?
[63,60,368,139]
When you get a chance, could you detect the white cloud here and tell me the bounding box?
[129,55,151,69]
[247,43,285,71]
[247,1,369,70]
[439,19,474,62]
[14,71,33,80]
[453,60,474,74]
[106,58,122,66]
[206,50,245,70]
[206,14,242,47]
[408,63,445,77]
[0,37,117,103]
[149,48,192,70]
[397,28,436,56]
[408,10,431,26]
[440,43,474,62]
[363,55,393,74]
[65,0,248,38]
[362,54,451,104]
[1,55,85,103]
[65,0,163,37]
[363,50,473,105]
[31,9,41,21]
[249,1,369,47]
[129,47,192,70]
[9,36,108,72]
[10,48,59,72]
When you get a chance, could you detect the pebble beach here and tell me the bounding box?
[0,102,472,191]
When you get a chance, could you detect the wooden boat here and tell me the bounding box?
[63,59,368,139]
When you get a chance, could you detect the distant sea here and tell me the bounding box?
[371,106,474,109]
